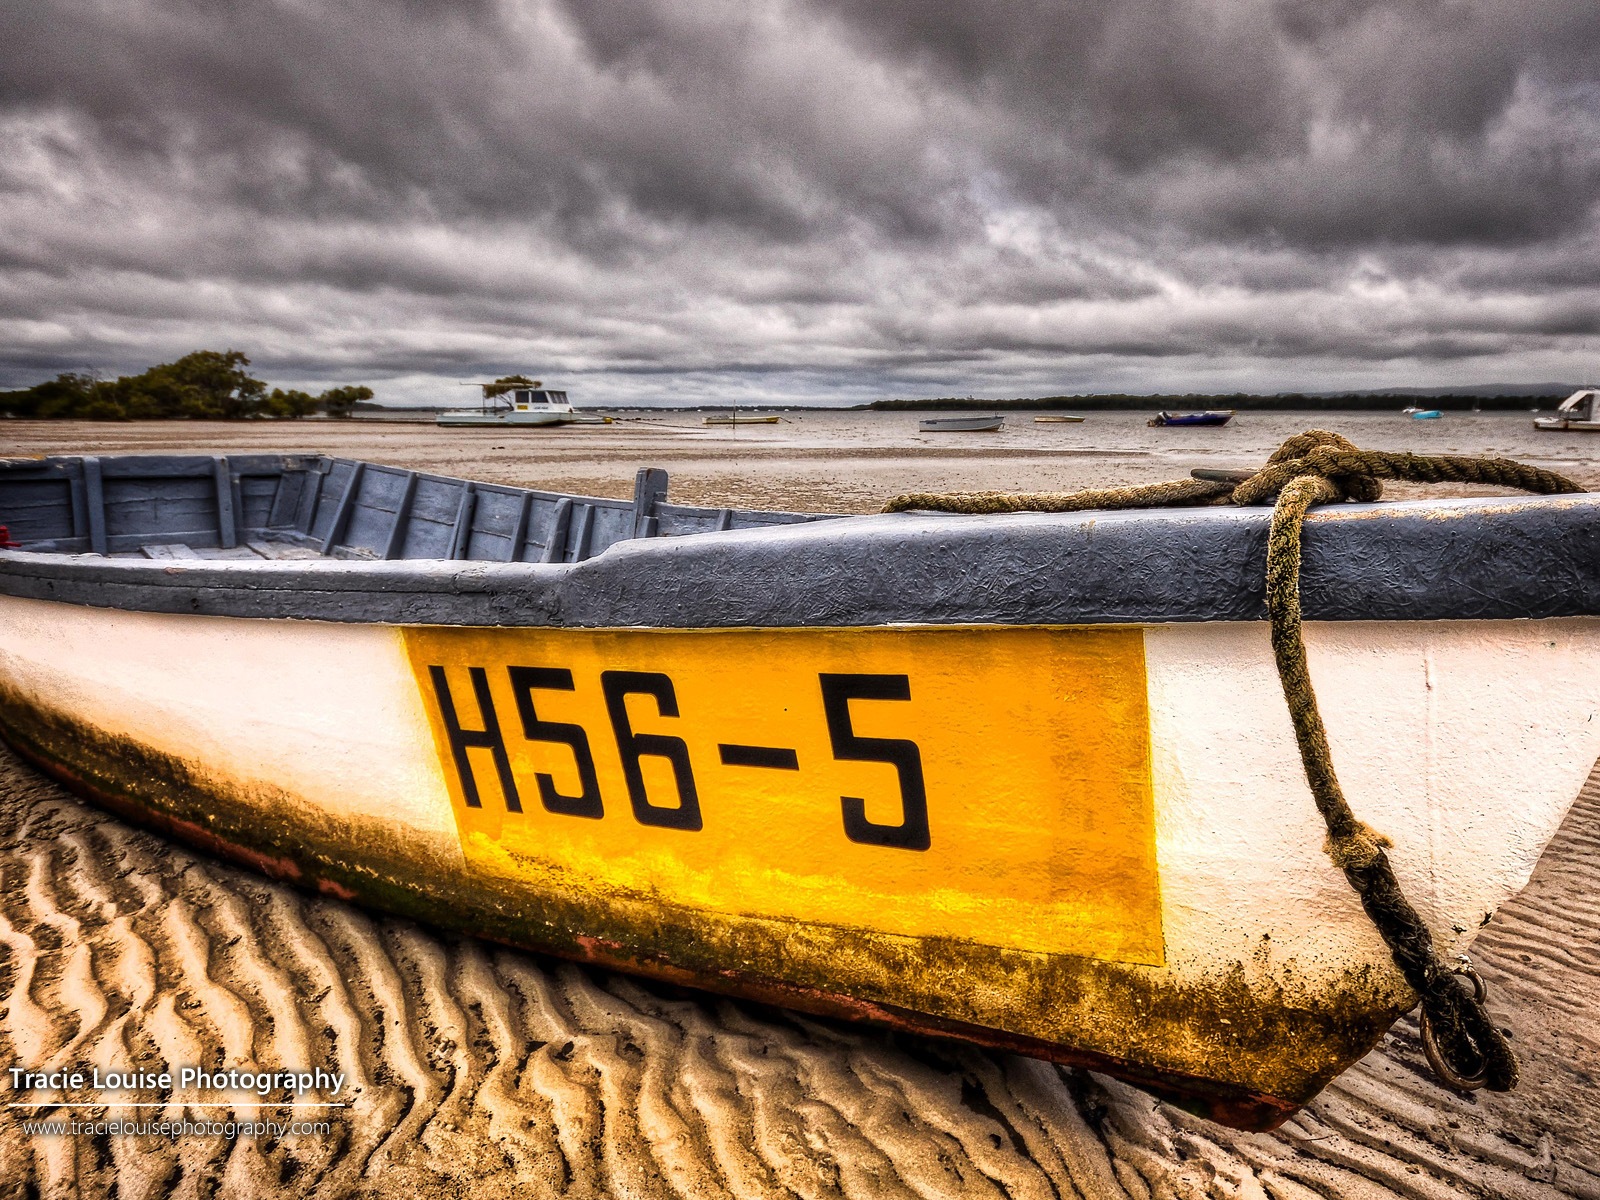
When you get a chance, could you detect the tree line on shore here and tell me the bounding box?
[0,351,373,420]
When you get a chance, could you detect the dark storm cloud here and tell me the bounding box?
[823,0,1600,245]
[1,0,1598,402]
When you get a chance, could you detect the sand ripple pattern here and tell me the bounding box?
[2,741,1598,1199]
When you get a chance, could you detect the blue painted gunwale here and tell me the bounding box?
[1,453,1598,628]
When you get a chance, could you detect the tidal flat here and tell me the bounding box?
[6,408,1600,511]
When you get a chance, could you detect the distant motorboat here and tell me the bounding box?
[438,378,609,427]
[1534,388,1600,432]
[919,416,1004,432]
[1034,415,1086,423]
[1147,410,1234,428]
[1403,406,1444,420]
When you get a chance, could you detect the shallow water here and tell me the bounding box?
[624,407,1596,465]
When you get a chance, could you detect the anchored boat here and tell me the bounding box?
[438,377,607,427]
[1148,410,1234,427]
[2,452,1598,1130]
[919,416,1004,432]
[1534,388,1600,432]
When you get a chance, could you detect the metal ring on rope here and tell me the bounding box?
[1421,960,1490,1091]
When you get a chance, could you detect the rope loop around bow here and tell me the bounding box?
[883,430,1586,1093]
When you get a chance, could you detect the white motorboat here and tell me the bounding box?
[1534,388,1600,432]
[438,378,606,427]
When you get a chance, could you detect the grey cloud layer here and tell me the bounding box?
[1,0,1597,401]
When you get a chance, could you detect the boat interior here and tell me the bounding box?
[0,454,831,563]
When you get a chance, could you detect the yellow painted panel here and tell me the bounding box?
[401,625,1163,965]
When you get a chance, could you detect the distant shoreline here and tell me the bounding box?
[862,392,1568,412]
[2,391,1572,422]
[369,390,1573,416]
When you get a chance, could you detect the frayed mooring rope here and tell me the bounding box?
[885,428,1586,1092]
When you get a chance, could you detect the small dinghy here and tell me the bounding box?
[1148,410,1234,427]
[919,415,1004,432]
[2,448,1596,1129]
[1033,414,1086,423]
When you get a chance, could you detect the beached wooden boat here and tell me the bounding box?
[1034,414,1086,423]
[703,414,781,425]
[1535,388,1600,432]
[1148,410,1234,427]
[919,416,1003,432]
[2,452,1597,1130]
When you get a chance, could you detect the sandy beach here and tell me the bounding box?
[3,414,1599,1197]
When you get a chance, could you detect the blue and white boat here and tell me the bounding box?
[1,451,1596,1129]
[1148,410,1234,427]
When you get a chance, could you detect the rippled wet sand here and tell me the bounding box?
[3,745,1598,1197]
[3,414,1600,1196]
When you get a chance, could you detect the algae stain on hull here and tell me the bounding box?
[0,683,1405,1131]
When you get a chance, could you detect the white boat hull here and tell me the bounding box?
[919,417,1004,432]
[3,592,1595,1125]
[5,451,1597,1127]
[437,410,577,427]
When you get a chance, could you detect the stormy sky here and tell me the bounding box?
[2,0,1598,405]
